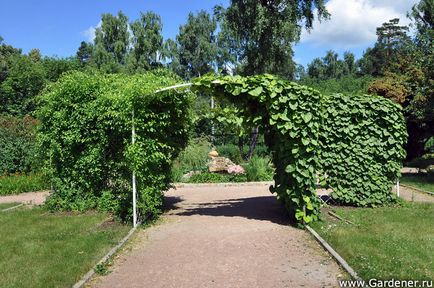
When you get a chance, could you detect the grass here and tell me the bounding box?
[400,173,434,193]
[0,202,21,210]
[0,207,130,288]
[0,173,50,195]
[311,202,434,280]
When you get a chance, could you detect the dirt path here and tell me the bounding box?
[92,185,344,288]
[0,190,49,205]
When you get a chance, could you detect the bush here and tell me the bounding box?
[37,70,192,221]
[0,115,38,174]
[425,137,434,154]
[243,156,274,181]
[0,173,49,195]
[187,172,247,183]
[216,143,242,163]
[175,137,211,172]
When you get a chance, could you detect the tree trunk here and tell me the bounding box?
[246,126,259,160]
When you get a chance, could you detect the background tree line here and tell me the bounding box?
[0,0,432,174]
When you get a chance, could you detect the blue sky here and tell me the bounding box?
[0,0,418,67]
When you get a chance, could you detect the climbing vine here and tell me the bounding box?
[193,74,323,224]
[318,94,407,206]
[193,74,407,224]
[38,70,192,221]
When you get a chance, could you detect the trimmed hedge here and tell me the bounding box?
[37,70,192,221]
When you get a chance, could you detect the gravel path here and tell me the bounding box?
[0,190,50,205]
[392,185,434,203]
[92,185,344,288]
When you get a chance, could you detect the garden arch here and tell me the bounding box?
[39,71,406,227]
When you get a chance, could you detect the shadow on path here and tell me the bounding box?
[165,195,289,225]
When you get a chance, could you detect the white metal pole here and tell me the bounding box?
[132,109,137,228]
[396,179,400,198]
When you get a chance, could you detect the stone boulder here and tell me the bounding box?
[208,157,235,173]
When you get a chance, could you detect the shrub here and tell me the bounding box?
[37,70,192,221]
[216,143,242,163]
[175,137,211,172]
[243,156,274,181]
[0,115,38,174]
[425,137,434,154]
[0,173,49,195]
[187,172,247,183]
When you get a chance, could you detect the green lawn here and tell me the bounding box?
[0,202,21,210]
[0,173,49,195]
[0,207,129,288]
[311,203,434,280]
[400,173,434,193]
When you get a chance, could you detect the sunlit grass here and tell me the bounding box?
[311,202,434,280]
[0,207,129,288]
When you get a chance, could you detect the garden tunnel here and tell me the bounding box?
[38,71,407,227]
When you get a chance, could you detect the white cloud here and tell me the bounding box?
[81,21,102,42]
[301,0,418,48]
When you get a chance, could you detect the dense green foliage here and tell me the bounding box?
[37,70,192,221]
[319,94,407,206]
[243,155,274,182]
[215,0,329,77]
[0,115,38,174]
[187,172,247,183]
[194,74,324,223]
[0,173,48,195]
[193,74,406,223]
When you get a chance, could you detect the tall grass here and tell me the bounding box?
[0,173,49,195]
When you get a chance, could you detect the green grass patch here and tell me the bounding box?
[0,207,130,288]
[0,173,49,195]
[0,202,21,210]
[400,174,434,193]
[311,203,434,280]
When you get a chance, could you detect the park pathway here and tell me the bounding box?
[92,184,343,288]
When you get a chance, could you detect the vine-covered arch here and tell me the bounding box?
[191,74,407,224]
[38,71,406,226]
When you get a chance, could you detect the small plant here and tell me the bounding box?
[216,144,242,163]
[176,137,211,172]
[243,156,274,182]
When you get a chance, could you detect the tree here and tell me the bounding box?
[0,36,22,83]
[76,41,93,67]
[93,11,129,72]
[214,0,329,159]
[174,10,218,79]
[358,18,411,76]
[128,11,165,72]
[0,54,46,115]
[307,57,325,79]
[343,51,356,75]
[215,0,329,78]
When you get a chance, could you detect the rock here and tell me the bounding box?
[208,157,235,173]
[208,150,219,158]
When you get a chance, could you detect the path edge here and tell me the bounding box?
[72,225,138,288]
[306,225,363,282]
[400,183,434,196]
[173,181,273,188]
